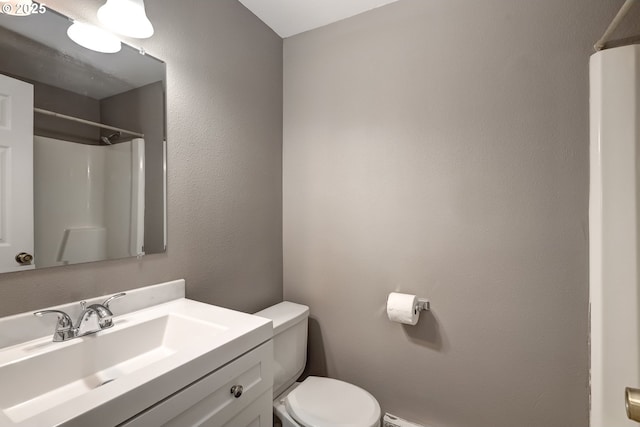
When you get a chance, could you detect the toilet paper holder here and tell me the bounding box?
[415,298,430,314]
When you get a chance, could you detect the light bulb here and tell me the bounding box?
[97,0,154,39]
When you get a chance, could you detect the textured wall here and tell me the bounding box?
[0,0,283,316]
[282,1,629,426]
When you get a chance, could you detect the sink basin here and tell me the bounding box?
[0,313,225,423]
[0,298,272,427]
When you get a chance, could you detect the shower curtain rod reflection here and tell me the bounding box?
[34,108,144,138]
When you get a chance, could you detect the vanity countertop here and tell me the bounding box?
[0,279,273,427]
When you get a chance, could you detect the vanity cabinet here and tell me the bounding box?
[119,340,273,427]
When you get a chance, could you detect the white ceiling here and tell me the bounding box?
[238,0,401,38]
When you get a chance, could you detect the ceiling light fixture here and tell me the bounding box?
[97,0,154,39]
[0,0,33,17]
[67,22,122,53]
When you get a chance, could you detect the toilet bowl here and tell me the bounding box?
[255,302,381,427]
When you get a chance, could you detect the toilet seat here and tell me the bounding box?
[284,376,381,427]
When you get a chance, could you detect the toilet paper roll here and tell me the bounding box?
[386,292,419,325]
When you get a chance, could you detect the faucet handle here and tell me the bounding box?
[94,293,126,330]
[34,310,72,328]
[34,310,75,342]
[102,292,126,309]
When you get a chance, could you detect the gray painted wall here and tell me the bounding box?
[34,81,101,144]
[0,0,283,316]
[282,1,632,426]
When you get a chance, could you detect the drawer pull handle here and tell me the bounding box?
[230,385,244,398]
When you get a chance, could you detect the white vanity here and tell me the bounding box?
[0,280,274,427]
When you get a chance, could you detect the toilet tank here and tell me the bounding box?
[255,302,309,397]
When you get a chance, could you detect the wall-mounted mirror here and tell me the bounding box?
[0,5,166,273]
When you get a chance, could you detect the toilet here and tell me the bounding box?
[255,302,381,427]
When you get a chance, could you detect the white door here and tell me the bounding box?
[0,74,34,272]
[590,45,640,426]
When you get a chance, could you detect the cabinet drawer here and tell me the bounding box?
[120,340,273,427]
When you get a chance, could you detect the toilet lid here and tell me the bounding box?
[285,376,381,427]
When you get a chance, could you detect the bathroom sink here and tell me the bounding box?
[0,298,272,427]
[0,312,224,423]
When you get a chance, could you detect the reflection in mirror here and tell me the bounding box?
[0,6,166,273]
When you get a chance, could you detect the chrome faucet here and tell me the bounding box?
[34,293,126,342]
